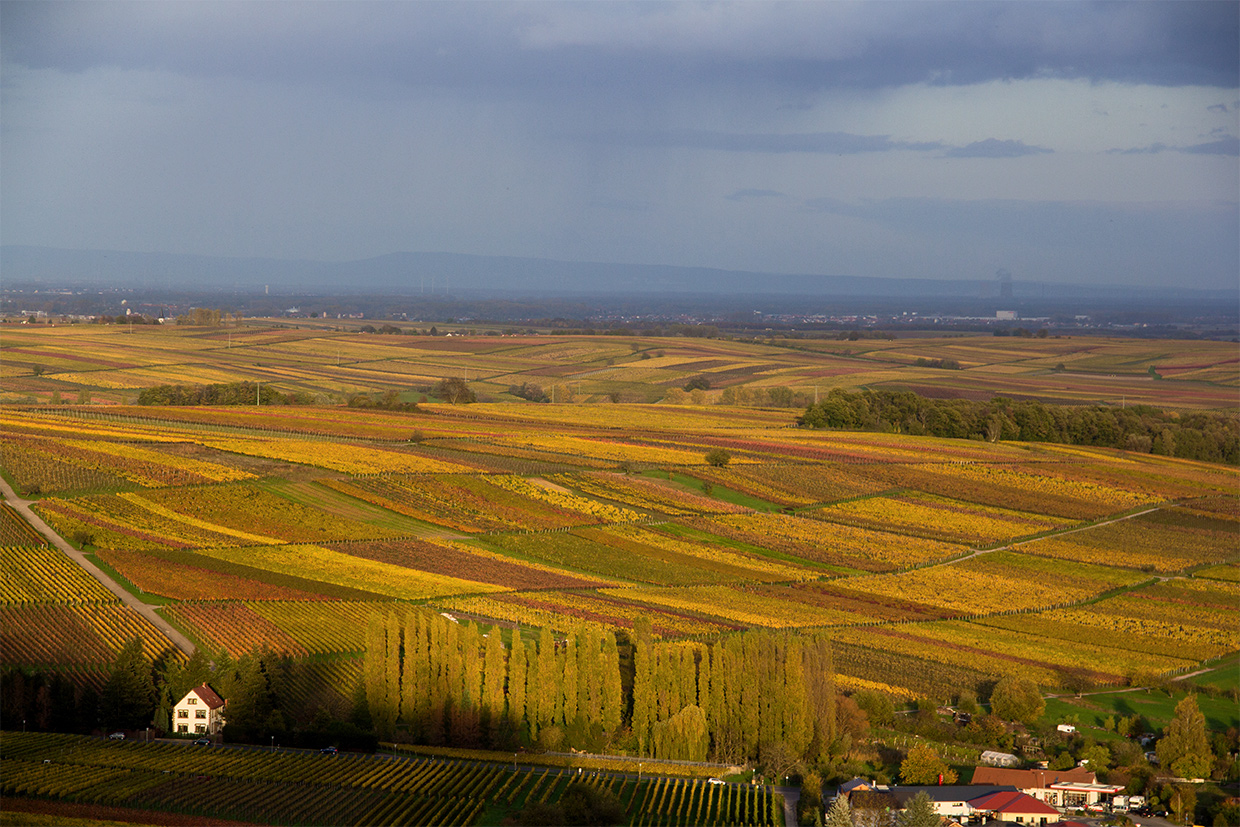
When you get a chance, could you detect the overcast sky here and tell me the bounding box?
[2,1,1237,289]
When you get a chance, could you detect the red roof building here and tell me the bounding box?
[969,790,1062,824]
[970,767,1120,809]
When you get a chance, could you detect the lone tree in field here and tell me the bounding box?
[433,377,476,404]
[704,448,731,467]
[990,675,1044,726]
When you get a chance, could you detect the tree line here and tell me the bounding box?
[798,389,1239,464]
[137,381,313,406]
[361,608,837,771]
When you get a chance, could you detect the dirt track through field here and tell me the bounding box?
[0,475,196,657]
[939,505,1165,568]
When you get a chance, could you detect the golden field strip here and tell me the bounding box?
[3,322,1237,409]
[0,325,1237,702]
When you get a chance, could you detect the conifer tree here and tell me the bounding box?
[825,794,853,827]
[224,650,286,740]
[100,635,156,731]
[897,791,939,827]
[158,646,212,730]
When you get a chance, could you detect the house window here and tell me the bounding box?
[187,698,197,704]
[195,724,206,733]
[178,724,188,733]
[177,709,189,718]
[195,709,207,719]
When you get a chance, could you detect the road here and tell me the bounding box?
[778,785,800,827]
[0,475,196,657]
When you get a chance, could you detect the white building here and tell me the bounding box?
[981,750,1021,767]
[972,768,1122,809]
[172,684,226,736]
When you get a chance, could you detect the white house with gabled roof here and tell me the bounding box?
[172,684,226,736]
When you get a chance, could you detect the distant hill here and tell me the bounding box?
[2,245,1233,304]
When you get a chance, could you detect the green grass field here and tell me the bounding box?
[1042,686,1238,736]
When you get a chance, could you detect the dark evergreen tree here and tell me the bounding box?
[99,636,157,731]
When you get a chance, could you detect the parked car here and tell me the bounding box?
[108,732,125,740]
[193,738,211,746]
[319,746,338,755]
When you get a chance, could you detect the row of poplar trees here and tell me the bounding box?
[363,608,836,766]
[631,618,836,765]
[364,609,622,751]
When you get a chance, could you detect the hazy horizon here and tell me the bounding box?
[2,1,1237,291]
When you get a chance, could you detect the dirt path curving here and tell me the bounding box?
[0,476,196,657]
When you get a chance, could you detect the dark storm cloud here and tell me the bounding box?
[3,1,1237,93]
[593,130,941,154]
[944,139,1053,158]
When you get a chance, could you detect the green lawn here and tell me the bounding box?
[1188,653,1239,693]
[1042,687,1238,735]
[639,470,782,511]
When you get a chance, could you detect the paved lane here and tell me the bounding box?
[0,475,196,657]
